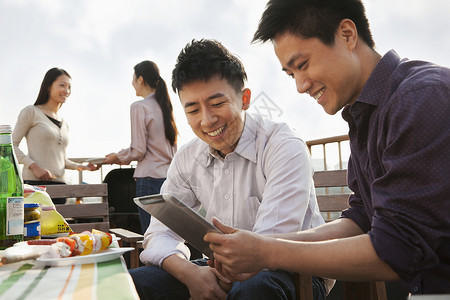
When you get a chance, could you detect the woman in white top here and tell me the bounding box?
[13,68,98,203]
[103,61,178,233]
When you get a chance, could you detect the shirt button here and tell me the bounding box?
[224,194,230,200]
[224,169,229,175]
[412,286,419,293]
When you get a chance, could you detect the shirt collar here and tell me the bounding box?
[343,49,401,120]
[205,112,258,166]
[145,92,156,99]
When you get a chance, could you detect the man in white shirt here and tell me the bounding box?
[129,39,326,300]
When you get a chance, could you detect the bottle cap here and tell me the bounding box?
[0,125,12,134]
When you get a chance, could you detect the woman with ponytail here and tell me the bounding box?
[103,61,178,233]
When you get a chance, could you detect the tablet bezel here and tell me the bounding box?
[133,193,219,258]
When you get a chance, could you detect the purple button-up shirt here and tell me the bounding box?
[341,50,450,294]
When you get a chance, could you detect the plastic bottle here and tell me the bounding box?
[0,125,24,249]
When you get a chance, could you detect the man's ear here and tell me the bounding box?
[242,88,251,110]
[338,19,358,50]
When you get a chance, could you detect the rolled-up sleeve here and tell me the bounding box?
[340,157,372,233]
[359,84,449,282]
[140,217,191,266]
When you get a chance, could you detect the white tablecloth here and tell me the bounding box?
[0,255,139,300]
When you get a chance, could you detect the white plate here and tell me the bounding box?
[85,157,106,164]
[33,247,134,267]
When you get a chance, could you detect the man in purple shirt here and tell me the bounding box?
[204,0,450,295]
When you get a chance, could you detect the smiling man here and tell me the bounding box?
[129,39,328,300]
[180,78,248,157]
[204,0,450,296]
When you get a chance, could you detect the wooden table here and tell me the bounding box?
[0,251,139,300]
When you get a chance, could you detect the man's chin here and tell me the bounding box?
[322,105,339,116]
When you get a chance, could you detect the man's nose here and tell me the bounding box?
[200,109,218,127]
[296,75,312,94]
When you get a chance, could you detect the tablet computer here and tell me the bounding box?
[133,193,220,258]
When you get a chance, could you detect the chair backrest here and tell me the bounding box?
[313,169,350,222]
[295,169,387,300]
[103,168,141,234]
[45,184,110,233]
[103,168,137,214]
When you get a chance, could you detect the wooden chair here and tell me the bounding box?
[295,169,387,300]
[45,183,143,269]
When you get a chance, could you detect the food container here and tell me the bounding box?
[24,203,41,240]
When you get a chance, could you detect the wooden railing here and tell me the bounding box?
[306,134,350,221]
[306,134,349,170]
[69,134,350,184]
[66,160,136,184]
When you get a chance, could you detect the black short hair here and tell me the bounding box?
[172,39,247,94]
[253,0,374,48]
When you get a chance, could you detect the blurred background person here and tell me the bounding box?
[103,60,178,234]
[13,67,99,204]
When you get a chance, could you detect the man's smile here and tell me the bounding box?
[311,88,325,102]
[205,124,226,137]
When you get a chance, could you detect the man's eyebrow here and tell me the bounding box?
[282,53,303,72]
[207,92,225,101]
[183,92,225,109]
[184,101,197,109]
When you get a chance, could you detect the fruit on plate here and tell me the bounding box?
[92,229,113,251]
[23,229,113,257]
[69,233,94,256]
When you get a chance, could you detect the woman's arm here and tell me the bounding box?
[12,106,35,167]
[115,102,147,164]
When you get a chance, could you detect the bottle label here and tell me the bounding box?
[7,197,24,235]
[24,220,41,238]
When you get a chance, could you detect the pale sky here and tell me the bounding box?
[1,0,449,183]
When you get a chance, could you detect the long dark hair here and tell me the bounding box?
[134,61,178,146]
[34,68,71,105]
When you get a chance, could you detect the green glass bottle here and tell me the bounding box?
[0,124,24,249]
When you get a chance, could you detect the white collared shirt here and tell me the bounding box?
[140,113,324,266]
